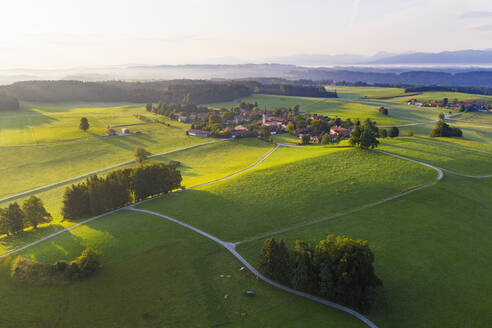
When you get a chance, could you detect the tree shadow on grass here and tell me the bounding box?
[0,224,66,255]
[0,110,58,131]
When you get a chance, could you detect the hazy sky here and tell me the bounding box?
[2,0,492,68]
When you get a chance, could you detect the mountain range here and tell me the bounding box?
[264,49,492,66]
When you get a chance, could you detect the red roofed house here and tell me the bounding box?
[187,129,210,137]
[330,126,351,138]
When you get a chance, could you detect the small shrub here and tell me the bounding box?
[407,130,414,136]
[11,248,102,285]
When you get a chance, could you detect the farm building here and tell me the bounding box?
[330,126,351,138]
[106,128,117,136]
[187,129,210,137]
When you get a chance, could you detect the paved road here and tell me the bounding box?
[0,139,225,204]
[128,207,379,328]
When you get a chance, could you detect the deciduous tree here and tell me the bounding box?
[79,117,90,132]
[135,147,152,165]
[22,196,52,229]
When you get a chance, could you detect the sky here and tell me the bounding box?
[2,0,492,68]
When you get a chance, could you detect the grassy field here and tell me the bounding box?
[138,147,436,242]
[0,139,275,253]
[0,132,205,200]
[379,134,492,175]
[237,174,492,328]
[0,102,211,202]
[0,210,365,328]
[392,91,492,104]
[0,102,169,146]
[2,93,492,327]
[207,93,323,110]
[451,111,492,124]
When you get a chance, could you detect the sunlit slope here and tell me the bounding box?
[139,147,436,241]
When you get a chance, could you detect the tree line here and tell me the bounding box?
[259,235,382,313]
[0,92,20,111]
[62,163,182,220]
[257,83,338,98]
[405,85,492,96]
[0,196,52,236]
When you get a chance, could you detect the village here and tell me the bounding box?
[180,103,352,144]
[407,98,492,112]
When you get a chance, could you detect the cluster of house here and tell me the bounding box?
[261,111,351,143]
[184,108,352,142]
[407,99,489,111]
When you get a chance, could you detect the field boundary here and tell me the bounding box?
[0,141,279,257]
[0,139,225,204]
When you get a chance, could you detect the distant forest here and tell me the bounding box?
[403,85,492,96]
[1,77,491,107]
[0,93,20,111]
[0,80,336,104]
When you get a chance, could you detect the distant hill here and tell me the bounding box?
[265,52,396,66]
[369,49,492,65]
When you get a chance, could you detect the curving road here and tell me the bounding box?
[0,142,280,260]
[236,148,444,245]
[127,207,379,328]
[0,141,489,327]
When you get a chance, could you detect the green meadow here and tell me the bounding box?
[379,133,492,175]
[207,93,323,110]
[0,210,364,328]
[138,147,436,241]
[0,139,275,253]
[1,89,491,328]
[237,174,492,328]
[325,86,411,99]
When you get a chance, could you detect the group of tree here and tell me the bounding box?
[0,196,52,236]
[11,248,102,285]
[259,235,382,313]
[378,107,389,116]
[149,102,210,117]
[430,120,463,137]
[0,92,20,111]
[349,119,380,149]
[377,126,400,139]
[62,163,182,220]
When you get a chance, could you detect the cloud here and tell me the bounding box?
[349,0,361,28]
[461,11,492,19]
